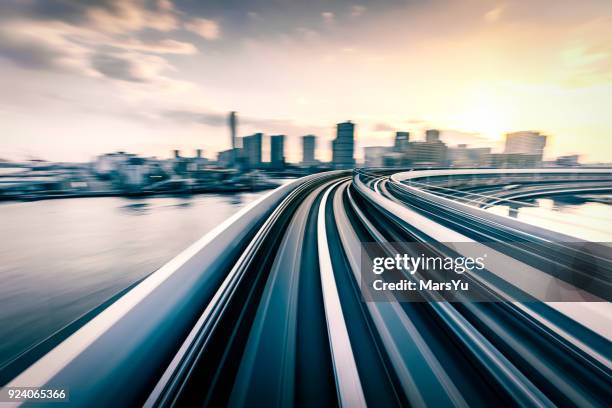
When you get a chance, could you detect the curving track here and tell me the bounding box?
[3,169,612,407]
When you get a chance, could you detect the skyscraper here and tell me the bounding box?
[332,121,355,169]
[229,111,237,165]
[425,129,440,143]
[242,133,262,169]
[394,131,410,152]
[270,135,285,169]
[504,131,547,162]
[302,135,316,166]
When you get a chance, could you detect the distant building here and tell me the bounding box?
[302,135,317,166]
[93,153,166,192]
[394,132,410,152]
[243,133,263,169]
[120,157,148,190]
[173,150,181,159]
[489,153,540,168]
[364,146,392,167]
[229,111,238,166]
[425,129,440,143]
[94,152,135,177]
[188,149,208,171]
[218,148,240,168]
[397,130,447,166]
[332,121,355,169]
[407,140,447,166]
[556,154,580,167]
[382,151,406,167]
[448,145,491,167]
[270,135,285,169]
[504,131,547,162]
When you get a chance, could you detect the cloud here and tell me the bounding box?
[438,129,494,147]
[247,11,261,21]
[109,38,197,55]
[162,109,226,126]
[85,0,179,33]
[484,5,505,23]
[296,27,320,41]
[351,5,366,18]
[0,1,199,88]
[373,123,395,132]
[161,109,327,138]
[322,12,335,24]
[0,20,94,76]
[185,18,221,40]
[561,40,612,86]
[91,53,146,82]
[404,119,429,125]
[161,108,290,130]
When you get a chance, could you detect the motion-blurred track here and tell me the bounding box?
[3,168,612,407]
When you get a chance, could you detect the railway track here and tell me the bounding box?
[4,169,611,407]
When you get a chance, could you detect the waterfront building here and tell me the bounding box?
[217,149,237,168]
[425,129,440,143]
[94,152,135,177]
[243,133,263,169]
[504,131,547,162]
[229,111,238,166]
[270,135,285,169]
[302,135,317,166]
[406,141,447,166]
[556,155,580,167]
[332,121,355,169]
[394,132,410,152]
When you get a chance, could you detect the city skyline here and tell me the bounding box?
[0,0,611,163]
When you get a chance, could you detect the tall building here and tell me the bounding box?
[425,129,440,143]
[242,133,262,169]
[229,111,237,165]
[407,141,447,165]
[332,121,355,169]
[302,135,316,166]
[270,135,285,169]
[394,132,410,152]
[504,131,547,162]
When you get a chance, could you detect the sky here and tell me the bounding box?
[0,0,610,163]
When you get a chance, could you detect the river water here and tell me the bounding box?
[0,191,272,368]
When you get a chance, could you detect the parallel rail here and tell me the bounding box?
[3,168,611,407]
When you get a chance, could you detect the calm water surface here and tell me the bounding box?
[0,190,275,367]
[486,196,612,241]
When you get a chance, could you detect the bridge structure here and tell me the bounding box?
[3,168,612,407]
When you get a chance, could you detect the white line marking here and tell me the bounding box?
[317,180,367,408]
